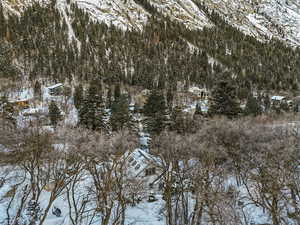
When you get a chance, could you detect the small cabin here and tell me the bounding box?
[10,99,30,109]
[48,83,63,96]
[124,149,163,189]
[188,87,209,100]
[3,88,33,110]
[271,95,285,102]
[271,96,286,105]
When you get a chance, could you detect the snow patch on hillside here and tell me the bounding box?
[56,0,81,48]
[76,0,149,31]
[149,0,213,30]
[204,0,300,45]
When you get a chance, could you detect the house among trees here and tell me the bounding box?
[5,88,34,110]
[125,149,163,189]
[47,83,63,96]
[271,95,286,105]
[188,87,209,100]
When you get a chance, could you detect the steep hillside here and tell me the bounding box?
[3,0,300,45]
[1,0,299,93]
[201,0,300,45]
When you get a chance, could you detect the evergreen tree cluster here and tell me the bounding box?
[1,0,299,95]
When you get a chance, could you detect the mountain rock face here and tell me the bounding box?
[2,0,300,45]
[203,0,300,45]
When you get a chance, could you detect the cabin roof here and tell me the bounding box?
[271,96,285,101]
[47,83,63,89]
[125,149,162,177]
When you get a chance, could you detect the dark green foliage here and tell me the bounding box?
[48,100,61,127]
[78,83,106,131]
[244,94,262,117]
[3,0,298,93]
[74,84,83,110]
[170,106,193,134]
[143,90,168,135]
[110,94,131,131]
[114,83,121,100]
[1,0,299,128]
[209,74,241,119]
[146,113,168,136]
[0,42,19,78]
[143,90,167,117]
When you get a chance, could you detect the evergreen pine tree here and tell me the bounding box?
[110,94,131,131]
[209,75,240,119]
[143,90,168,135]
[78,83,106,131]
[48,100,61,128]
[114,83,121,100]
[244,94,262,116]
[170,106,189,134]
[74,84,83,110]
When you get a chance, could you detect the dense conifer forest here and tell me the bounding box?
[1,0,300,93]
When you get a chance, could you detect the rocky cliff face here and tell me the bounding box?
[202,0,300,45]
[2,0,300,45]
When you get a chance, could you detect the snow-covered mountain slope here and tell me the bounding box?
[75,0,149,31]
[62,0,213,30]
[148,0,213,29]
[203,0,300,45]
[2,0,300,45]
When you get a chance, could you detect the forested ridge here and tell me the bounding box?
[1,0,300,93]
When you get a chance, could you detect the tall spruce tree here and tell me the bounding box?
[74,84,83,110]
[110,94,131,131]
[169,106,192,134]
[114,83,121,100]
[143,90,168,135]
[244,94,262,116]
[78,83,106,131]
[209,74,240,118]
[48,100,61,128]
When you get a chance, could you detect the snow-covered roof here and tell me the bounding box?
[271,96,285,101]
[47,83,63,89]
[125,149,161,178]
[188,87,208,96]
[22,107,47,115]
[188,87,201,92]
